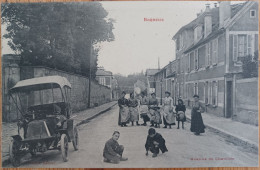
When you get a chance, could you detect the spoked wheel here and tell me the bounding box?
[61,134,69,162]
[9,139,21,167]
[72,127,79,151]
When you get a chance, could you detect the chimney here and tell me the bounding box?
[204,4,212,38]
[219,1,231,28]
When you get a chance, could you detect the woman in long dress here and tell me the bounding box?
[161,91,175,129]
[118,91,130,127]
[148,93,161,128]
[139,91,150,126]
[190,94,205,135]
[128,92,140,126]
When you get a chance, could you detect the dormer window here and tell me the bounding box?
[194,25,203,43]
[250,10,256,18]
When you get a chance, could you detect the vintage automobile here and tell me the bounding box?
[8,76,79,166]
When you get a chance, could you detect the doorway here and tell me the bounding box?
[226,81,233,118]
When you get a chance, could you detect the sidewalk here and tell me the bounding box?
[1,101,117,165]
[185,109,259,152]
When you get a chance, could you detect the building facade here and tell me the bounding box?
[149,1,258,125]
[96,67,113,88]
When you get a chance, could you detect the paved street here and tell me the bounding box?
[8,105,258,168]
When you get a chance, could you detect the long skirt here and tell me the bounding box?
[190,109,205,133]
[161,105,175,125]
[129,107,139,122]
[118,106,130,125]
[149,109,162,124]
[139,105,149,120]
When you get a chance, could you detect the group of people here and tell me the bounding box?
[118,91,192,130]
[103,92,206,164]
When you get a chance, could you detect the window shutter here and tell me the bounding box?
[216,81,218,106]
[205,44,208,66]
[233,35,238,61]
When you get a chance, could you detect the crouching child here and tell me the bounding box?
[145,128,168,157]
[103,131,128,164]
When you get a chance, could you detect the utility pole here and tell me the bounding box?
[158,57,160,70]
[160,79,163,105]
[88,39,92,108]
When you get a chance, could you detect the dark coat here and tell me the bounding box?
[145,133,168,153]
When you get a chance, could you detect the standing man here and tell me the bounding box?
[118,91,130,127]
[103,131,128,164]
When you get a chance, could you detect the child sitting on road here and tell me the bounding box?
[103,131,128,164]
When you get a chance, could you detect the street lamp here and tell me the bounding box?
[160,79,163,105]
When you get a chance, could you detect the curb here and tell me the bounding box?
[76,103,117,127]
[186,115,258,154]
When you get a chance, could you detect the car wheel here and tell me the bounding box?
[61,134,69,162]
[72,127,79,151]
[9,139,21,167]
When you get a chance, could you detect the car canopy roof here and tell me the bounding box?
[10,76,71,93]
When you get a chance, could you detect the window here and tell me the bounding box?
[248,34,253,56]
[177,59,181,74]
[212,81,218,106]
[208,82,212,104]
[194,83,198,95]
[238,35,247,57]
[190,52,194,71]
[181,56,184,73]
[195,49,199,70]
[105,77,111,86]
[187,54,190,72]
[206,43,211,66]
[250,10,256,18]
[233,34,255,61]
[212,38,218,64]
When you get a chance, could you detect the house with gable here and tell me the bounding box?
[171,1,258,125]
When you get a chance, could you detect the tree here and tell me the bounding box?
[240,50,258,78]
[114,72,147,93]
[1,2,114,78]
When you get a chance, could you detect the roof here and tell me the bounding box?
[96,69,113,76]
[174,2,247,54]
[146,69,160,76]
[10,76,71,92]
[184,28,225,54]
[173,2,246,40]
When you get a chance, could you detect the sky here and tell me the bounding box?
[2,1,241,76]
[98,1,219,76]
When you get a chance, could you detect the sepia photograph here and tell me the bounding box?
[1,1,259,168]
